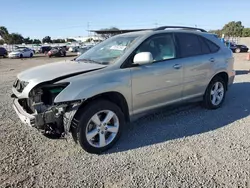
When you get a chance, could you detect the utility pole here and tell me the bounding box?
[87,22,90,37]
[154,21,158,28]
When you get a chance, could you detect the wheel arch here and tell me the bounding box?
[71,91,130,125]
[208,71,229,91]
[69,91,130,143]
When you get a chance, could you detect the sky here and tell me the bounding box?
[1,0,250,39]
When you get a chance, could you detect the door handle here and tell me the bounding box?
[173,64,182,69]
[209,58,215,62]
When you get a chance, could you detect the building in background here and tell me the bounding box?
[66,36,104,43]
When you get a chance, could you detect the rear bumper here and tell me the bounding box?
[228,70,235,87]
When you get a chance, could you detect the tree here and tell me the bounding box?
[100,27,120,39]
[23,37,33,44]
[242,28,250,37]
[7,33,24,44]
[222,21,244,37]
[42,36,52,43]
[0,26,9,42]
[52,39,66,43]
[208,29,222,37]
[85,38,93,42]
[33,39,41,44]
[0,39,4,45]
[66,38,76,42]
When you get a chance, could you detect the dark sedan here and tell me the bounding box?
[225,42,249,53]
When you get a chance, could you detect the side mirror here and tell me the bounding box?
[133,52,153,65]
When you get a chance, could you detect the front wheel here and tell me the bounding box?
[30,53,33,58]
[73,100,125,154]
[203,77,226,109]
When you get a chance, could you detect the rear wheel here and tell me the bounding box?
[30,53,33,58]
[72,100,125,154]
[203,77,226,109]
[20,54,23,58]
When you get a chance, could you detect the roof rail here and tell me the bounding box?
[154,26,207,32]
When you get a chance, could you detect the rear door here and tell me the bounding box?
[175,33,215,99]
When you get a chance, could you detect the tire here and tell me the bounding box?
[203,77,226,109]
[235,48,241,53]
[30,53,33,58]
[63,52,66,57]
[73,100,125,154]
[20,54,23,58]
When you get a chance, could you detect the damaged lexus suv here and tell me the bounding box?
[12,26,235,154]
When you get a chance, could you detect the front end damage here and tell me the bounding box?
[12,81,82,137]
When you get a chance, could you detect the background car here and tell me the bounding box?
[76,45,94,56]
[39,46,52,54]
[225,41,249,53]
[15,46,35,54]
[0,47,8,58]
[68,46,80,52]
[8,48,34,58]
[47,47,66,57]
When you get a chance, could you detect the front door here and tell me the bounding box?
[130,33,183,114]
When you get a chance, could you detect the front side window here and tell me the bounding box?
[176,33,202,57]
[136,34,176,62]
[76,35,140,65]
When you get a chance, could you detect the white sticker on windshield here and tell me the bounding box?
[110,45,126,51]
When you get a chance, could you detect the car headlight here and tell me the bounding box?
[30,82,70,105]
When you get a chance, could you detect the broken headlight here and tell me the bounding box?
[41,82,69,105]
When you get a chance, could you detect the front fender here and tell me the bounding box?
[54,81,131,102]
[54,68,132,106]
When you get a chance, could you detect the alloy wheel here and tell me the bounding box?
[210,82,224,106]
[85,110,119,148]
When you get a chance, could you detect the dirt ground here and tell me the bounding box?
[0,53,250,187]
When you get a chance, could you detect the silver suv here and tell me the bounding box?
[12,26,235,153]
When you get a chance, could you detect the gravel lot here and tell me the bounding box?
[0,53,250,187]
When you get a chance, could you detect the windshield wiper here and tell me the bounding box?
[76,58,100,64]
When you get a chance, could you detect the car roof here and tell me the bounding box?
[118,28,212,38]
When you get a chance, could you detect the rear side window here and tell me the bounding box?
[198,37,210,54]
[176,33,202,57]
[205,39,220,53]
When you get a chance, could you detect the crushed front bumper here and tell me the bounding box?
[13,99,60,129]
[13,99,36,127]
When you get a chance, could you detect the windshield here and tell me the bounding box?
[75,35,139,64]
[16,49,24,52]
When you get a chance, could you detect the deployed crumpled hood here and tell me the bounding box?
[18,60,107,83]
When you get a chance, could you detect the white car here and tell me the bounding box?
[9,48,34,58]
[68,46,79,52]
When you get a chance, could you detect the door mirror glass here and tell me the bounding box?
[133,52,153,65]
